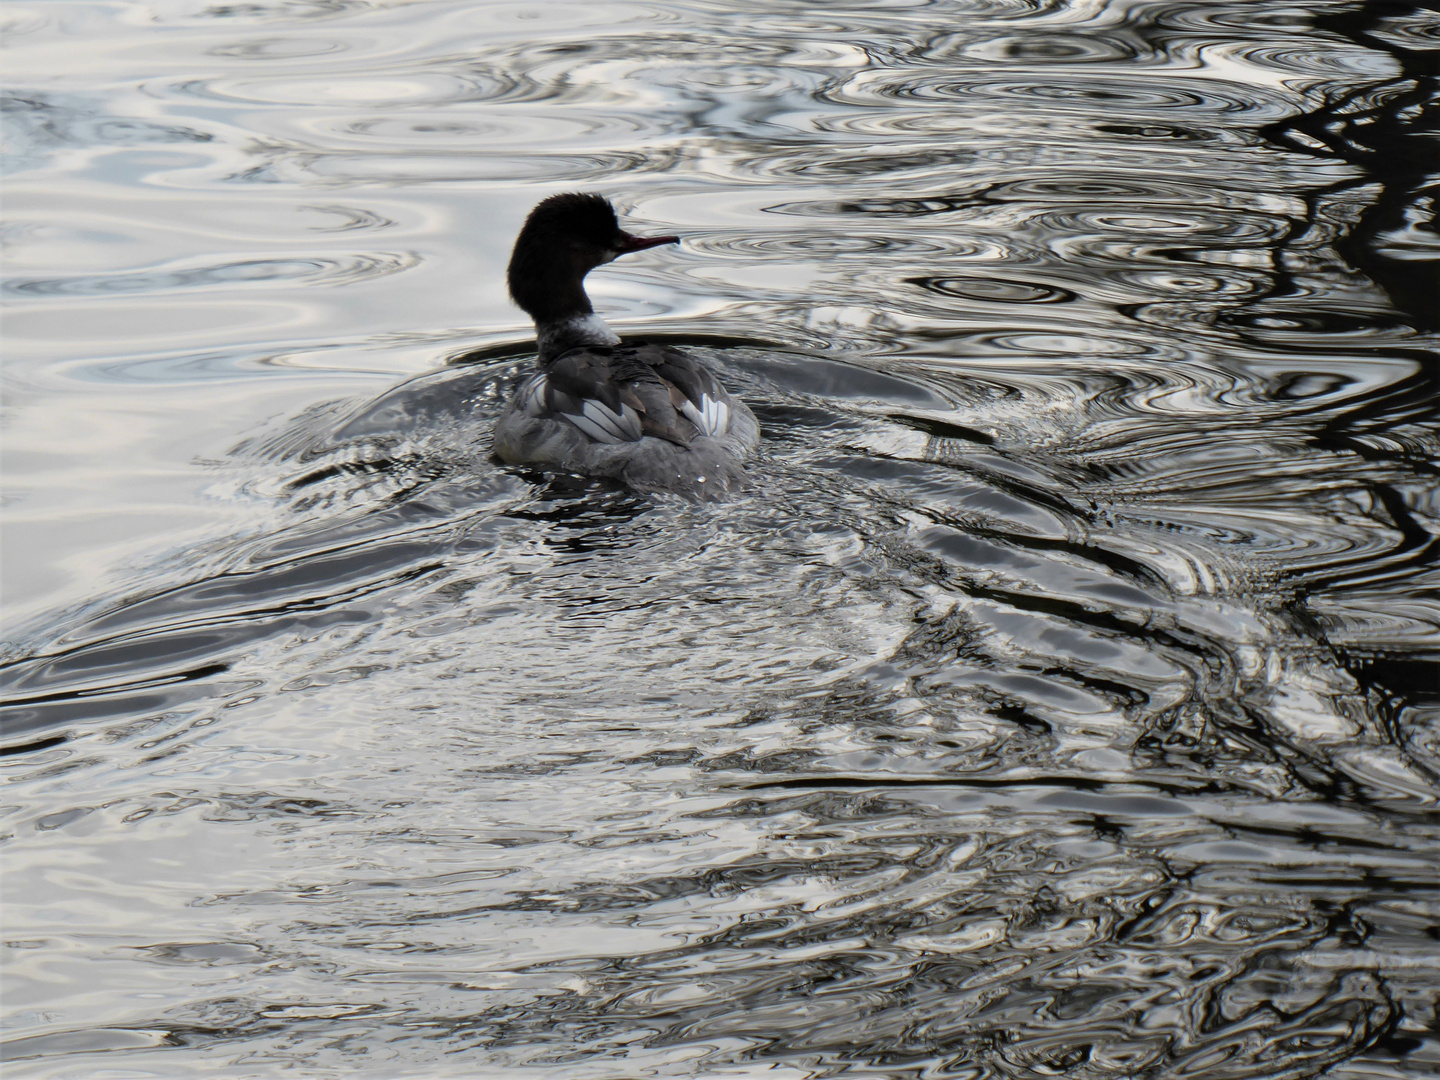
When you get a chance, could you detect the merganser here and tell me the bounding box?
[493,193,759,498]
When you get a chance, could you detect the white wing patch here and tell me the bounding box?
[681,394,729,438]
[519,373,549,416]
[560,398,643,444]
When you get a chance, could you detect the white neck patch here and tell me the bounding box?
[538,313,621,358]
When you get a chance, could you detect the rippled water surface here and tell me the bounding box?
[3,0,1439,1076]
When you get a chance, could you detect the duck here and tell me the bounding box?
[493,193,759,498]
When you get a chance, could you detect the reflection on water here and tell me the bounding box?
[2,0,1438,1076]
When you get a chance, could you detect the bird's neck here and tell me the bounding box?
[536,310,620,361]
[510,250,622,360]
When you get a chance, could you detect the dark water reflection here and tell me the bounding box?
[3,0,1438,1076]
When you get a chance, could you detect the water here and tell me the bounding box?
[2,0,1438,1076]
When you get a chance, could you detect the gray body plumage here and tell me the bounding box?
[494,342,759,499]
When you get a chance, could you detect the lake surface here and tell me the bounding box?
[3,0,1438,1076]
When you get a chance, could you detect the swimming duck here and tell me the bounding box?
[493,193,759,498]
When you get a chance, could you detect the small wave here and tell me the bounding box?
[205,35,352,59]
[1,91,210,174]
[169,70,511,108]
[689,231,983,258]
[907,276,1077,303]
[832,69,1297,120]
[4,251,420,298]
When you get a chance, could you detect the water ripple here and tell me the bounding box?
[3,0,1438,1075]
[4,251,419,297]
[834,69,1298,120]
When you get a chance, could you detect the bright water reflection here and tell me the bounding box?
[2,0,1438,1076]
